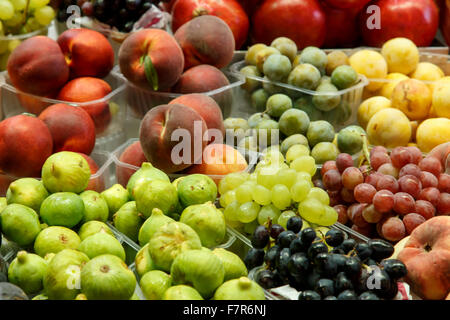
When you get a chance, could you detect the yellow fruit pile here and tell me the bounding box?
[351,37,450,152]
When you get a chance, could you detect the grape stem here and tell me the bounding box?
[22,0,31,26]
[361,134,372,171]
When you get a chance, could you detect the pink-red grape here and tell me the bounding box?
[334,204,348,224]
[419,157,443,177]
[419,171,438,189]
[370,151,391,170]
[365,172,383,188]
[362,204,383,223]
[370,146,388,156]
[438,173,450,193]
[328,190,341,207]
[376,175,399,193]
[340,187,355,203]
[373,189,394,213]
[393,192,415,215]
[437,193,450,215]
[352,224,372,237]
[390,147,413,168]
[398,174,422,199]
[342,167,364,190]
[414,200,435,220]
[348,203,369,227]
[418,187,441,207]
[381,216,406,242]
[403,213,426,235]
[377,163,399,178]
[354,183,377,204]
[399,164,421,179]
[359,165,371,179]
[321,160,338,177]
[313,178,325,189]
[336,153,354,173]
[407,146,423,165]
[323,169,342,191]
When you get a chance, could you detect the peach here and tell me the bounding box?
[57,28,114,79]
[57,77,112,134]
[0,114,53,178]
[169,94,225,144]
[7,36,69,96]
[78,152,105,193]
[17,91,57,115]
[118,29,184,91]
[174,15,235,70]
[139,104,208,173]
[184,143,248,184]
[116,141,147,187]
[38,103,96,154]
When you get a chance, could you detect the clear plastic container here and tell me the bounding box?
[0,26,49,71]
[0,71,129,152]
[111,138,259,187]
[110,65,246,120]
[229,60,369,130]
[0,149,115,197]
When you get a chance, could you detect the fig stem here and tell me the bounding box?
[144,55,159,91]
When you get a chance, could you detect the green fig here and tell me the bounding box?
[170,249,225,299]
[148,222,202,272]
[133,179,179,219]
[130,293,140,300]
[177,174,218,208]
[112,201,144,242]
[32,294,48,300]
[8,251,48,294]
[101,184,130,219]
[6,178,48,213]
[163,285,203,300]
[34,226,81,257]
[0,197,6,212]
[180,202,226,248]
[40,192,84,228]
[139,270,171,300]
[44,253,56,263]
[0,204,41,246]
[138,208,174,246]
[78,233,125,261]
[41,151,91,194]
[80,190,109,223]
[75,293,87,300]
[43,249,90,300]
[80,254,136,300]
[212,248,248,281]
[78,221,114,241]
[126,162,169,200]
[213,277,265,300]
[135,244,155,278]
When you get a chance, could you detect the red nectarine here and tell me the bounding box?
[116,141,147,187]
[78,152,105,192]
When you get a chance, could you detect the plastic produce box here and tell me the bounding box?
[0,26,49,72]
[233,222,417,300]
[229,60,368,130]
[0,71,129,153]
[111,138,259,187]
[0,149,114,197]
[110,65,246,121]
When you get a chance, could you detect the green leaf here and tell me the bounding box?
[144,55,159,91]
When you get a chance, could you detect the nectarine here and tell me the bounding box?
[78,152,105,193]
[116,141,147,187]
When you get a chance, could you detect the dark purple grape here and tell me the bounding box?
[269,224,285,240]
[126,0,141,11]
[298,290,321,300]
[287,252,310,277]
[244,248,265,271]
[275,248,291,277]
[334,272,353,294]
[277,230,296,248]
[337,290,357,300]
[251,226,270,249]
[255,269,278,289]
[344,256,361,277]
[287,274,308,291]
[314,278,334,298]
[314,253,338,278]
[331,247,345,254]
[299,228,317,247]
[367,269,392,299]
[324,296,337,300]
[338,238,356,254]
[355,243,373,261]
[380,259,407,280]
[325,229,345,247]
[307,241,328,260]
[124,21,135,32]
[330,254,347,273]
[289,237,308,254]
[264,245,280,270]
[368,239,395,262]
[359,291,380,300]
[286,216,303,233]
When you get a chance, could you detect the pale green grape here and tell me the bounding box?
[257,204,281,226]
[224,200,240,221]
[0,20,3,34]
[286,144,310,163]
[219,190,236,208]
[262,150,285,166]
[276,168,297,188]
[256,165,279,189]
[290,180,311,202]
[218,178,229,195]
[298,198,325,224]
[308,187,330,206]
[249,172,257,182]
[10,0,26,10]
[237,201,260,223]
[29,0,50,9]
[0,51,9,70]
[242,180,256,189]
[290,156,317,176]
[252,184,272,206]
[296,171,312,183]
[277,210,297,229]
[317,206,338,227]
[34,6,55,26]
[7,39,20,52]
[243,219,259,235]
[23,17,41,33]
[0,0,15,20]
[235,184,253,204]
[271,184,291,210]
[225,172,249,190]
[0,40,8,55]
[4,12,22,27]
